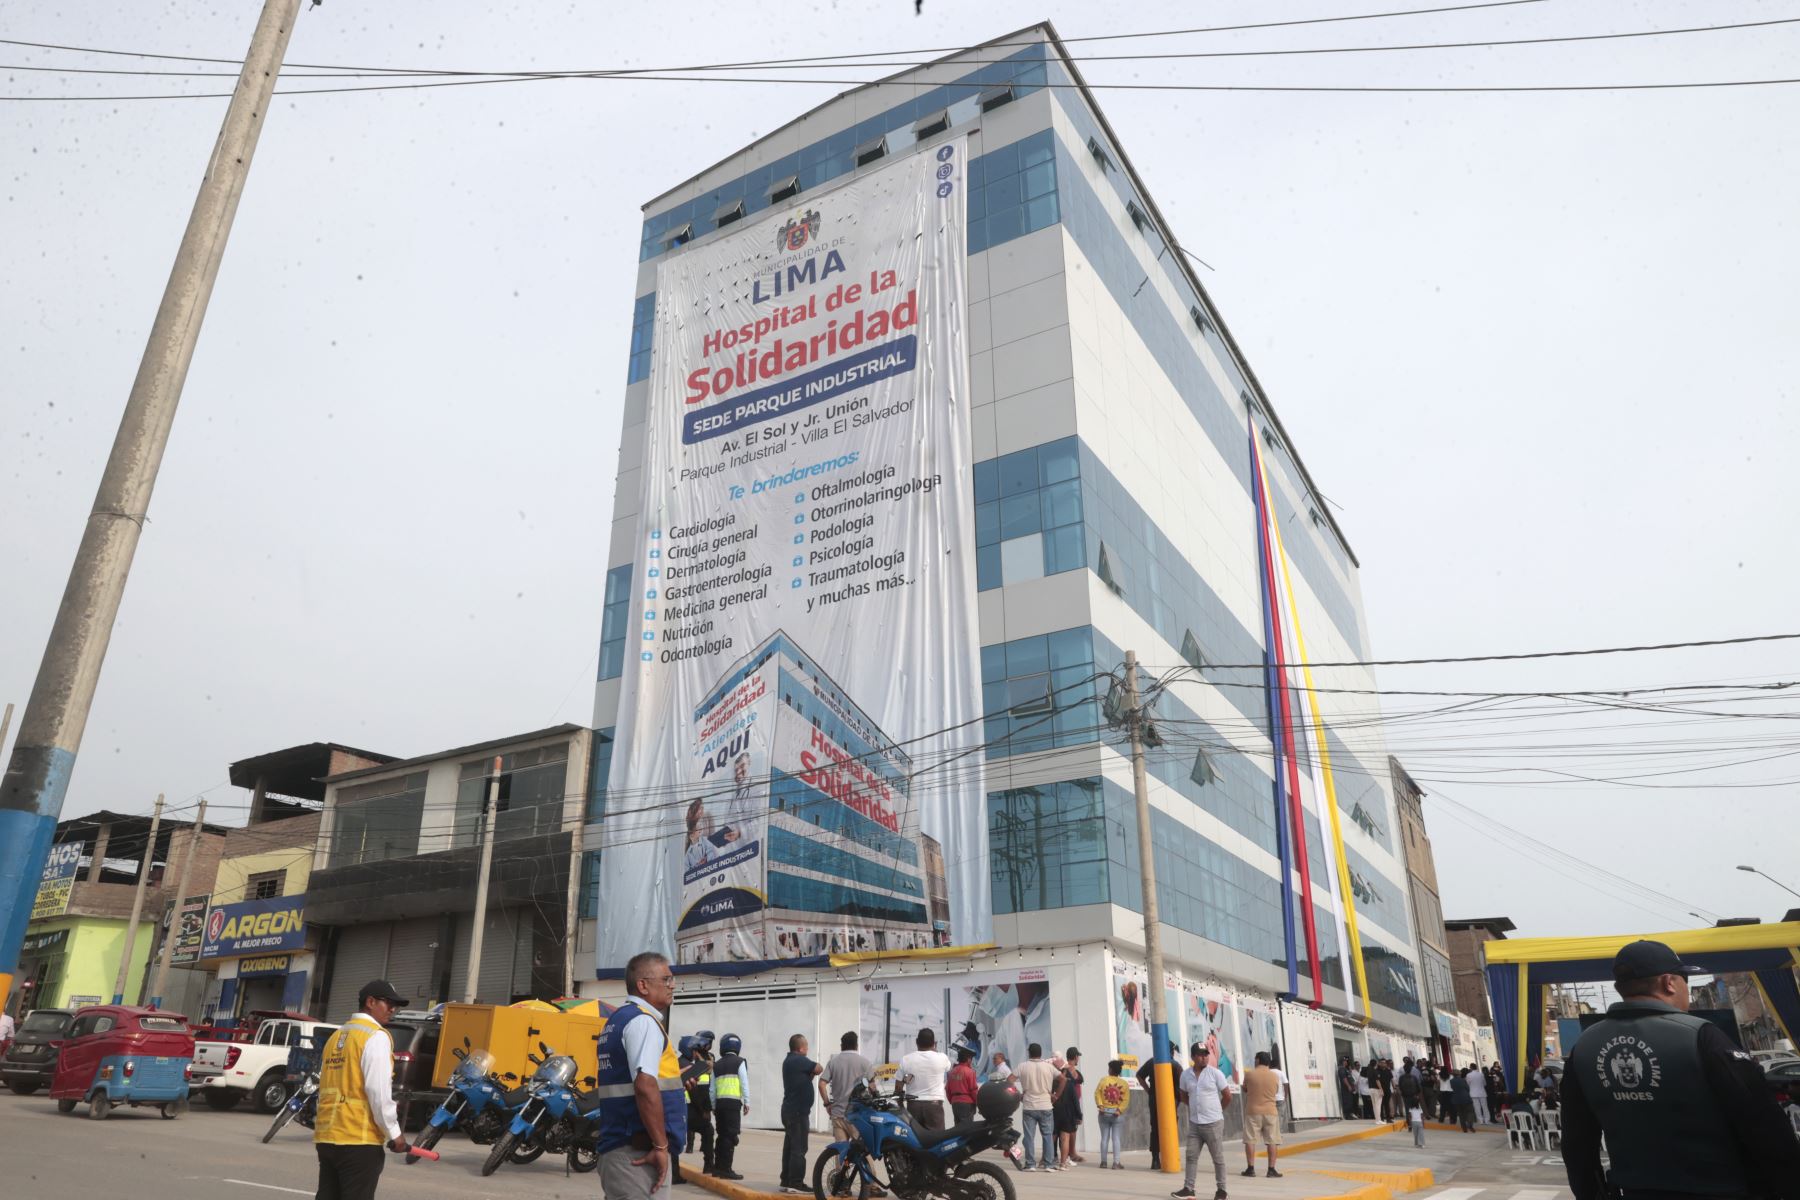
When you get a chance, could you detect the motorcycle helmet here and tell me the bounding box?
[678,1035,699,1056]
[721,1033,742,1055]
[976,1077,1022,1123]
[694,1029,716,1049]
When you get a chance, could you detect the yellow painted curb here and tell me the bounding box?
[1303,1166,1435,1200]
[1312,1166,1436,1192]
[1305,1183,1392,1200]
[1423,1121,1504,1133]
[1254,1121,1406,1158]
[679,1163,786,1200]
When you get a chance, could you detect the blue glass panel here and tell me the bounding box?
[983,141,1019,180]
[1044,523,1084,575]
[1040,478,1082,528]
[987,204,1026,247]
[998,491,1040,540]
[1046,627,1092,671]
[973,458,999,503]
[1036,437,1079,485]
[1019,133,1055,169]
[997,447,1038,495]
[981,643,1007,685]
[1021,161,1056,201]
[974,499,1000,546]
[1005,634,1048,677]
[1024,194,1058,233]
[976,542,1001,591]
[984,173,1023,215]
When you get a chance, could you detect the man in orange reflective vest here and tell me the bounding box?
[314,980,412,1200]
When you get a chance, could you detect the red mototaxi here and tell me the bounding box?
[49,1004,195,1120]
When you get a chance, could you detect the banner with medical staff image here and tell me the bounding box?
[860,968,1050,1080]
[1112,959,1183,1074]
[597,139,985,970]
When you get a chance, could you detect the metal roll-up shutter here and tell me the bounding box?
[449,907,532,1005]
[383,917,441,1009]
[513,911,539,999]
[326,924,392,1020]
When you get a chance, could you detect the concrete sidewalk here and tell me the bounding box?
[677,1119,1502,1200]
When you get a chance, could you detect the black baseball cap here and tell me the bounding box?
[1612,940,1703,984]
[358,979,410,1007]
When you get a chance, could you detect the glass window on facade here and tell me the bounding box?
[979,625,1102,759]
[973,436,1084,592]
[990,775,1345,984]
[453,743,571,847]
[598,565,633,680]
[330,772,428,868]
[1362,936,1424,1016]
[638,45,1051,264]
[989,777,1112,914]
[626,294,655,384]
[586,727,614,823]
[968,129,1059,255]
[579,849,603,919]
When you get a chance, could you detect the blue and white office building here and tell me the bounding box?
[584,24,1428,1118]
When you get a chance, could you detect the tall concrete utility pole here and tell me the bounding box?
[112,795,164,1004]
[1125,651,1181,1173]
[0,0,301,1018]
[463,758,503,1004]
[149,798,206,1007]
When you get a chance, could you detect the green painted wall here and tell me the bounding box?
[48,918,157,1007]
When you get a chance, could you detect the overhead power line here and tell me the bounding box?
[9,15,1798,81]
[1138,629,1800,672]
[12,72,1800,103]
[0,2,1556,75]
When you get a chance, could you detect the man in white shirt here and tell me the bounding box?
[1466,1061,1489,1125]
[897,1027,952,1131]
[0,1009,15,1045]
[1173,1044,1233,1200]
[314,979,410,1200]
[988,1051,1012,1082]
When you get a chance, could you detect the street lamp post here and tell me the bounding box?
[1735,865,1800,901]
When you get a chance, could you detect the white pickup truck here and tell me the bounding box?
[195,1015,337,1113]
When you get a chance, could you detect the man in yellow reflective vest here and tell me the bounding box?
[596,951,685,1200]
[314,979,411,1200]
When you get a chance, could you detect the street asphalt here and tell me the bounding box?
[0,1091,1567,1200]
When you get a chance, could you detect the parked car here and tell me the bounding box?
[48,1005,194,1120]
[195,1013,336,1113]
[0,1008,77,1095]
[388,1012,443,1130]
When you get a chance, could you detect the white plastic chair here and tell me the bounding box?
[1538,1107,1562,1150]
[1505,1109,1541,1150]
[1786,1105,1800,1136]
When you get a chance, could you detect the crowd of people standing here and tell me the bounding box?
[1335,1053,1562,1141]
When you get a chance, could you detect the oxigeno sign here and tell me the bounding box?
[201,895,306,959]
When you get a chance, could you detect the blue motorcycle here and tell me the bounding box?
[813,1080,1021,1200]
[409,1041,526,1161]
[260,1069,317,1142]
[480,1042,595,1177]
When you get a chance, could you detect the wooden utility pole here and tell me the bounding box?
[112,795,163,1003]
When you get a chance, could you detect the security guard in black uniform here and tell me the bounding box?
[1562,940,1800,1200]
[679,1031,716,1180]
[711,1034,748,1181]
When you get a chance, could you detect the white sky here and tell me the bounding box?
[4,1,1798,941]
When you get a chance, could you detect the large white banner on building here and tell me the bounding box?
[599,139,985,969]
